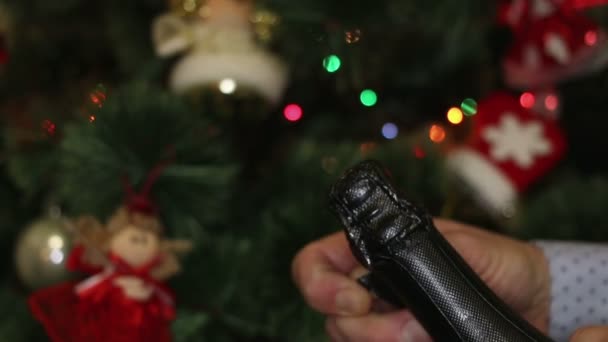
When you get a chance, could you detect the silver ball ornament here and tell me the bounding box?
[15,218,73,289]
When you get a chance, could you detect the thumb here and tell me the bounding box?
[570,326,608,342]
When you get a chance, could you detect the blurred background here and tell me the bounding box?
[1,0,608,340]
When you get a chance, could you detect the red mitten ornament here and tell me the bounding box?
[501,0,608,89]
[446,93,566,216]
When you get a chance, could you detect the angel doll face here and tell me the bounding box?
[109,225,160,267]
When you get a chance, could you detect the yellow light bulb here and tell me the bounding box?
[447,107,464,125]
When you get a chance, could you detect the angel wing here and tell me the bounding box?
[152,13,194,57]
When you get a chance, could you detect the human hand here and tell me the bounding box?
[291,219,551,341]
[570,326,608,341]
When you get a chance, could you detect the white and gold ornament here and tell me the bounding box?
[152,0,287,104]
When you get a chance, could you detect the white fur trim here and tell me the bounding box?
[446,149,517,215]
[170,49,288,104]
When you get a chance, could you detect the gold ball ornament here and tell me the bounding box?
[15,217,74,290]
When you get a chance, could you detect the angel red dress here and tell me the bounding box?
[28,246,175,342]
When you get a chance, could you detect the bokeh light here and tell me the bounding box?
[520,92,535,109]
[447,107,464,125]
[42,120,56,136]
[460,98,477,116]
[283,104,303,122]
[429,124,446,143]
[323,55,341,73]
[360,142,377,155]
[48,235,64,249]
[219,78,237,94]
[545,94,559,111]
[360,89,377,107]
[345,29,361,44]
[413,146,425,159]
[381,123,398,139]
[585,30,598,46]
[49,249,64,264]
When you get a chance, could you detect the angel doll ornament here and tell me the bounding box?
[153,0,287,104]
[29,186,191,342]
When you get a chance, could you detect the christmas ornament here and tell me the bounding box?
[446,92,566,217]
[152,0,287,105]
[499,0,608,89]
[29,163,192,342]
[15,216,73,289]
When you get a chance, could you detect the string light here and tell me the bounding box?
[89,115,96,123]
[413,146,425,159]
[585,30,598,46]
[42,120,56,136]
[360,142,377,155]
[447,107,464,125]
[360,89,377,107]
[460,98,478,116]
[520,92,535,109]
[545,94,559,111]
[429,124,446,143]
[89,84,107,108]
[323,55,341,73]
[345,29,361,44]
[283,104,303,122]
[381,123,398,139]
[218,78,237,94]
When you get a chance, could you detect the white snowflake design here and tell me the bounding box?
[482,113,552,169]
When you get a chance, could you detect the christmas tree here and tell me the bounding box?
[2,0,608,340]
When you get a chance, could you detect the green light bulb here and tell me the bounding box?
[323,55,341,73]
[461,98,478,116]
[360,89,377,107]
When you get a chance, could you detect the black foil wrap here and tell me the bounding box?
[328,160,553,342]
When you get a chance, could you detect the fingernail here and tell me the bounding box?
[335,289,365,315]
[401,320,431,342]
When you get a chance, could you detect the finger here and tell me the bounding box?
[570,326,608,342]
[433,218,468,234]
[292,232,372,316]
[329,311,432,342]
[349,266,368,280]
[325,318,347,342]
